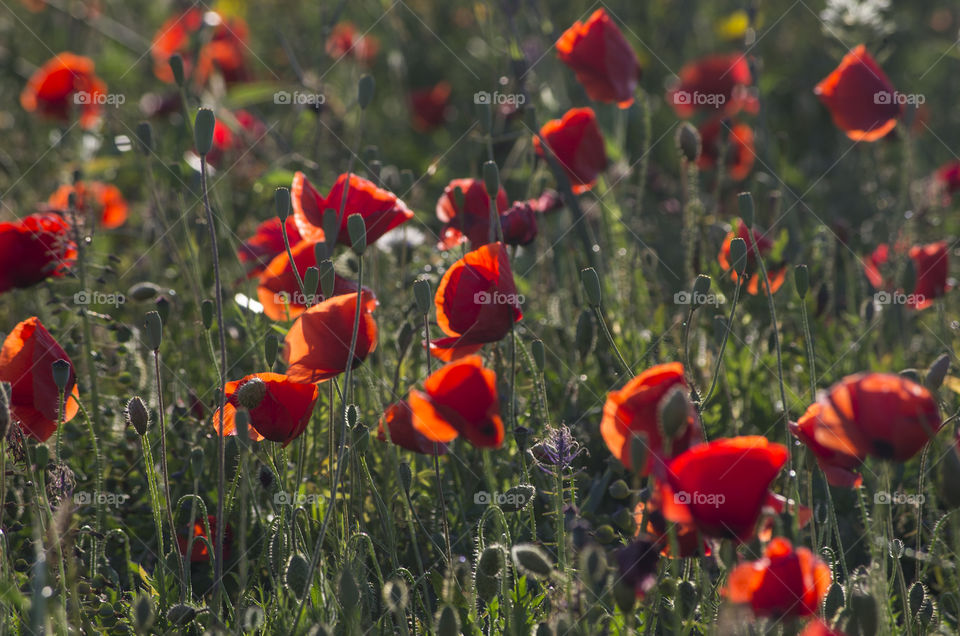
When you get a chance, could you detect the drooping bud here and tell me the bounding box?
[925,353,950,391]
[237,377,267,410]
[608,479,630,499]
[194,108,216,157]
[169,54,185,87]
[125,396,150,436]
[511,544,553,578]
[339,569,361,613]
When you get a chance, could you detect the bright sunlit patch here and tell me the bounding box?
[235,293,264,314]
[114,135,132,152]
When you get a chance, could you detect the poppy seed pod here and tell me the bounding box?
[511,544,553,578]
[144,311,163,351]
[358,74,375,110]
[275,187,291,220]
[347,213,366,255]
[51,359,71,393]
[169,53,185,87]
[194,108,216,156]
[482,161,500,199]
[201,300,213,330]
[794,264,809,299]
[237,377,267,410]
[677,123,701,162]
[345,404,359,428]
[728,238,748,277]
[135,121,153,157]
[126,396,150,436]
[737,192,755,228]
[303,266,320,301]
[580,267,602,306]
[413,278,432,314]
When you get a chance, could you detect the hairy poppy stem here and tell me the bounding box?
[701,278,743,410]
[153,350,186,600]
[592,306,632,377]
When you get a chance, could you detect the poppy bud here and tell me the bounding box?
[345,404,359,428]
[135,122,153,157]
[133,594,154,634]
[339,570,361,613]
[917,596,935,628]
[0,382,10,438]
[823,582,844,620]
[315,260,335,300]
[629,433,649,478]
[925,353,950,391]
[201,300,213,330]
[190,447,204,476]
[285,554,311,599]
[676,123,701,162]
[532,339,546,372]
[275,187,291,220]
[435,605,460,636]
[475,571,499,602]
[166,604,197,626]
[478,544,505,576]
[728,238,748,277]
[303,267,320,303]
[144,311,162,351]
[677,580,697,618]
[155,296,171,325]
[169,54,185,87]
[791,264,809,300]
[194,109,216,157]
[126,396,150,436]
[264,334,279,368]
[347,213,366,256]
[129,282,161,301]
[237,378,266,410]
[511,544,553,578]
[358,74,375,110]
[908,582,926,617]
[738,192,755,228]
[575,309,595,360]
[234,409,250,444]
[413,278,432,315]
[580,267,602,306]
[502,484,535,512]
[321,208,339,255]
[579,544,607,585]
[849,585,878,636]
[383,578,409,613]
[613,580,636,613]
[399,461,412,494]
[483,161,500,199]
[51,359,71,393]
[612,507,635,533]
[692,275,711,307]
[658,385,691,440]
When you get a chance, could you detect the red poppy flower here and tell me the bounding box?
[717,220,787,295]
[47,181,128,229]
[556,8,640,108]
[667,53,758,118]
[814,44,900,142]
[0,213,76,293]
[377,401,448,455]
[151,9,249,85]
[758,493,814,543]
[697,118,756,181]
[237,216,302,278]
[435,178,508,250]
[935,161,960,198]
[533,107,608,194]
[500,202,538,246]
[430,242,522,361]
[284,291,378,383]
[177,516,233,563]
[909,241,949,310]
[410,82,451,131]
[862,243,891,288]
[600,362,702,474]
[725,537,831,618]
[20,53,107,129]
[617,539,660,598]
[206,109,268,167]
[408,355,504,448]
[660,436,788,542]
[791,403,864,488]
[633,497,707,558]
[212,372,319,446]
[256,239,369,321]
[291,172,414,248]
[325,23,379,64]
[800,621,848,636]
[800,373,941,463]
[0,317,79,441]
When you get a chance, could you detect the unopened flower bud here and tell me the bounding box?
[676,123,700,162]
[413,278,432,315]
[580,267,602,306]
[347,214,366,255]
[194,108,216,156]
[126,396,150,436]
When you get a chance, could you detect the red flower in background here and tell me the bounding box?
[0,213,76,293]
[206,109,268,167]
[284,292,378,383]
[798,373,941,463]
[47,181,128,229]
[791,402,864,488]
[500,202,538,246]
[556,8,640,108]
[800,622,848,636]
[814,44,899,142]
[862,242,891,288]
[377,401,448,455]
[326,22,379,64]
[237,216,302,278]
[667,53,758,118]
[151,9,249,85]
[660,436,788,542]
[534,107,608,194]
[256,239,369,321]
[291,172,414,248]
[717,220,787,295]
[861,241,948,310]
[600,362,702,474]
[633,497,707,558]
[20,53,107,129]
[435,178,508,250]
[410,82,451,131]
[178,516,233,562]
[725,537,831,618]
[212,372,319,446]
[430,242,522,361]
[697,118,755,181]
[935,161,960,198]
[409,355,504,448]
[0,317,79,441]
